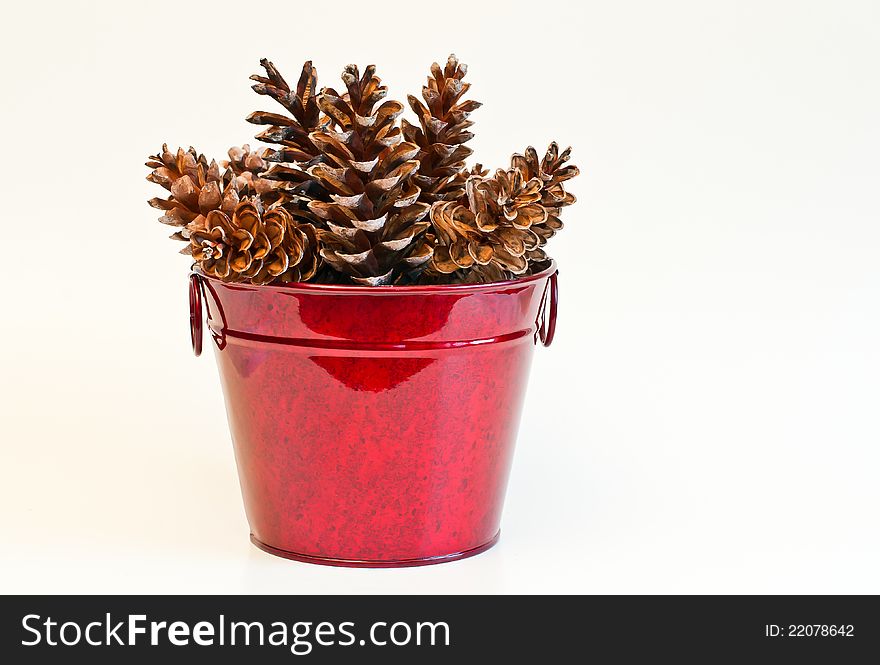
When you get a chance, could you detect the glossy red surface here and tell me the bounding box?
[191,263,558,566]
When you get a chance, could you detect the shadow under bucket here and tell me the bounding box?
[190,262,558,567]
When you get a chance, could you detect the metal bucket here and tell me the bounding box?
[189,262,558,567]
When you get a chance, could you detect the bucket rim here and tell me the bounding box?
[194,259,557,295]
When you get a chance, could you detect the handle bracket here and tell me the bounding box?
[189,273,203,357]
[536,270,559,347]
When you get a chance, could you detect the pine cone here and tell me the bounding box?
[402,54,481,204]
[248,59,323,162]
[246,59,328,203]
[428,173,541,281]
[223,144,268,180]
[510,143,579,264]
[189,199,320,284]
[469,163,488,178]
[305,64,432,285]
[222,144,286,205]
[423,143,578,282]
[146,144,242,247]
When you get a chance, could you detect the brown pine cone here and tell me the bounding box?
[509,142,579,264]
[402,54,481,204]
[305,64,433,285]
[223,144,268,181]
[423,143,578,282]
[469,163,489,178]
[247,59,324,163]
[146,144,245,249]
[189,199,320,284]
[146,145,238,242]
[246,59,329,205]
[222,144,288,205]
[427,173,543,281]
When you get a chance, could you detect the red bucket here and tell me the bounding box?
[189,262,558,567]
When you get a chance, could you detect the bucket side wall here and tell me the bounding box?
[215,339,535,561]
[202,275,550,563]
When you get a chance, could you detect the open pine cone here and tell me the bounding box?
[509,143,580,266]
[403,54,481,204]
[246,59,328,205]
[188,199,319,284]
[428,172,543,282]
[248,59,323,163]
[222,144,289,205]
[146,145,241,244]
[305,64,433,285]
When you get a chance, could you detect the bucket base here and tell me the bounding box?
[249,531,501,568]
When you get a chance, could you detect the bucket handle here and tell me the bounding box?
[536,270,559,347]
[189,272,203,357]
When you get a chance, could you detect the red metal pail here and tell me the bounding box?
[189,263,558,567]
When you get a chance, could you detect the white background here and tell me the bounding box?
[2,0,878,594]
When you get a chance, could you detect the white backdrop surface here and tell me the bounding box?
[1,0,878,593]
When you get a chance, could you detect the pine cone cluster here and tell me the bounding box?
[146,55,579,286]
[427,143,579,282]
